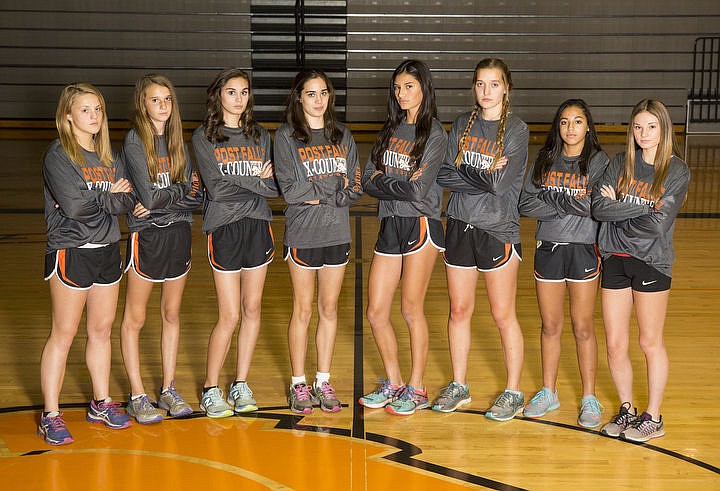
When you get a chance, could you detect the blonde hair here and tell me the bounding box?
[618,99,680,201]
[55,83,112,166]
[455,58,512,170]
[132,74,187,183]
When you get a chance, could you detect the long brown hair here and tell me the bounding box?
[131,74,187,183]
[618,99,680,201]
[203,68,261,144]
[55,83,112,166]
[284,68,343,144]
[454,58,513,170]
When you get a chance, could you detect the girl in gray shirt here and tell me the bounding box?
[275,69,362,414]
[592,99,690,443]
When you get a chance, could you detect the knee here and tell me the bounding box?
[366,304,386,329]
[571,321,595,343]
[400,299,424,325]
[241,300,262,323]
[122,309,146,332]
[449,302,473,324]
[160,308,181,327]
[541,320,563,338]
[318,301,338,322]
[638,333,664,355]
[292,304,313,326]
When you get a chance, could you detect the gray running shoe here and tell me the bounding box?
[126,394,163,424]
[288,383,313,414]
[200,387,233,418]
[313,381,341,413]
[431,381,471,413]
[228,381,258,413]
[158,384,193,417]
[523,387,560,418]
[620,412,665,442]
[601,402,637,437]
[577,394,603,428]
[485,390,524,422]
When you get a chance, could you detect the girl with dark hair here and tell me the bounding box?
[120,74,203,424]
[433,58,529,421]
[359,59,448,416]
[39,83,135,445]
[593,99,690,442]
[274,68,362,413]
[519,99,609,427]
[192,68,278,418]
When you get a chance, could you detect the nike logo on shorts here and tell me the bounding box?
[408,240,418,245]
[641,280,657,286]
[266,248,273,254]
[584,267,595,272]
[492,255,503,262]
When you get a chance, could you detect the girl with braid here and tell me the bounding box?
[359,60,447,416]
[433,58,529,421]
[192,69,278,418]
[519,99,609,427]
[593,99,690,442]
[120,74,203,424]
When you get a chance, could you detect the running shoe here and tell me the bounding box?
[313,381,341,413]
[600,402,638,437]
[577,394,603,428]
[431,381,471,413]
[228,381,258,413]
[523,387,559,418]
[200,387,233,418]
[158,384,193,417]
[620,412,665,442]
[38,412,73,445]
[358,379,402,409]
[288,383,313,414]
[86,398,132,429]
[385,385,429,415]
[485,390,524,422]
[126,394,163,424]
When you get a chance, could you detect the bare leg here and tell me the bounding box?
[85,282,121,401]
[535,280,566,391]
[287,262,316,378]
[204,270,241,388]
[445,266,480,385]
[366,254,403,385]
[120,270,154,396]
[568,278,599,396]
[235,266,268,380]
[315,265,346,373]
[159,275,187,389]
[634,289,670,419]
[602,287,634,405]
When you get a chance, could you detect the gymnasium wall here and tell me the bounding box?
[1,1,719,125]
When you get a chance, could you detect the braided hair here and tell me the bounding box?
[455,58,513,170]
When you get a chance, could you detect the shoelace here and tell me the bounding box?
[375,379,393,396]
[317,382,336,399]
[494,391,515,408]
[581,398,603,415]
[529,390,550,405]
[439,383,461,402]
[164,386,183,402]
[293,384,312,401]
[100,400,124,416]
[48,415,68,431]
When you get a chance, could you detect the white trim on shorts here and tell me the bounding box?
[283,248,349,270]
[124,238,191,283]
[535,275,599,284]
[208,254,273,274]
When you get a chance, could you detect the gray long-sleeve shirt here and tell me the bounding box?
[591,150,691,277]
[520,150,609,244]
[437,112,529,244]
[192,125,278,233]
[361,119,448,220]
[274,123,362,248]
[43,140,135,252]
[123,129,203,231]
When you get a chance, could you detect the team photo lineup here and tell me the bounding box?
[37,57,689,452]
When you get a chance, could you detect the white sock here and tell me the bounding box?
[131,393,147,401]
[315,372,330,388]
[505,389,522,396]
[291,375,306,387]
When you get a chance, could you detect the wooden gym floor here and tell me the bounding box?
[0,133,718,490]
